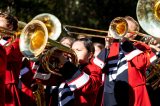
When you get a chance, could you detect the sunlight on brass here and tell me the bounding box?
[137,0,160,38]
[33,13,61,40]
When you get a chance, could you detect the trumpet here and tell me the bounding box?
[0,21,26,46]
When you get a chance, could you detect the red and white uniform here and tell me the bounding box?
[19,59,36,106]
[3,39,23,106]
[71,61,102,106]
[93,40,156,106]
[35,59,102,106]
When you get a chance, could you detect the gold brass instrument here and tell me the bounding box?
[63,18,148,41]
[63,25,109,39]
[108,17,128,39]
[137,0,160,90]
[0,21,26,46]
[136,0,160,39]
[20,13,78,106]
[146,60,160,90]
[0,27,17,46]
[31,83,46,106]
[19,13,78,71]
[32,13,61,40]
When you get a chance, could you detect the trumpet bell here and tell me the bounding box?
[32,13,61,40]
[109,17,128,39]
[20,20,48,58]
[136,0,160,38]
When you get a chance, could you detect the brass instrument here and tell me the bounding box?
[31,83,46,106]
[146,60,160,90]
[136,0,160,39]
[0,21,26,46]
[20,13,78,71]
[63,25,109,39]
[137,0,160,90]
[0,27,17,46]
[108,17,128,39]
[32,13,61,40]
[20,13,78,106]
[63,18,148,40]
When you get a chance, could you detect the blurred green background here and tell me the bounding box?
[0,0,139,43]
[0,0,138,30]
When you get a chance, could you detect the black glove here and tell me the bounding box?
[60,61,78,80]
[121,40,136,53]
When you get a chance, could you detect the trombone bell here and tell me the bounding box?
[109,17,128,39]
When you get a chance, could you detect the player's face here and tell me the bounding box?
[72,41,91,65]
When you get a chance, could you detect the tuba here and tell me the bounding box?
[137,0,160,90]
[136,0,160,39]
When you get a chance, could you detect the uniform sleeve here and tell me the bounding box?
[131,52,150,71]
[5,38,23,62]
[80,62,102,93]
[93,48,109,69]
[133,41,157,68]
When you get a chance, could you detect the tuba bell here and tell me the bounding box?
[136,0,160,39]
[137,0,160,90]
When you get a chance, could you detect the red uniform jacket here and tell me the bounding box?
[0,45,7,106]
[44,60,102,106]
[4,39,23,106]
[19,60,36,106]
[72,61,102,106]
[93,41,156,106]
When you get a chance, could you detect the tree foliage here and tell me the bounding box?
[0,0,138,30]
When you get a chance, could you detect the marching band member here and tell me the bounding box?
[0,11,23,106]
[70,38,102,106]
[33,38,102,106]
[93,42,105,58]
[124,16,160,106]
[124,16,157,64]
[124,16,140,40]
[18,57,36,106]
[93,17,157,106]
[60,36,75,48]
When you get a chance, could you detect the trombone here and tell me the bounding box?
[63,23,150,41]
[63,24,109,39]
